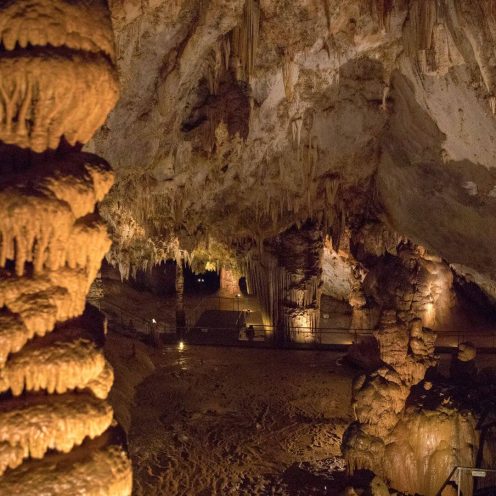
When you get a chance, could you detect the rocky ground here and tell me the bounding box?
[106,335,355,495]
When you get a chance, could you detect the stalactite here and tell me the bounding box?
[0,56,118,153]
[206,44,224,95]
[381,85,390,111]
[291,117,303,150]
[375,0,394,33]
[282,56,299,101]
[231,0,260,82]
[175,261,186,329]
[222,36,231,71]
[0,394,113,474]
[490,95,496,115]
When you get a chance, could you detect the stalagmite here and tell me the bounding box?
[0,1,131,494]
[343,229,474,496]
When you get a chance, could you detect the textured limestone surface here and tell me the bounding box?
[2,0,496,494]
[87,5,496,491]
[0,0,131,494]
[0,0,119,152]
[90,0,496,305]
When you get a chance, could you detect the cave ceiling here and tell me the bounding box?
[91,0,496,289]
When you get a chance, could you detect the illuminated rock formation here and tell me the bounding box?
[384,402,478,496]
[219,267,241,295]
[88,0,496,314]
[175,261,185,329]
[279,224,323,343]
[246,222,323,343]
[67,1,496,493]
[343,229,479,494]
[0,0,118,153]
[0,0,131,494]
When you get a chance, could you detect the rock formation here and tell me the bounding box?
[246,221,323,343]
[90,1,496,296]
[343,228,480,495]
[0,1,131,494]
[15,0,494,494]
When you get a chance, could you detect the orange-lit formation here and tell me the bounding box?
[342,239,478,495]
[0,0,131,494]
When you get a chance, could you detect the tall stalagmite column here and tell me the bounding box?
[247,222,323,344]
[0,1,132,494]
[278,223,323,343]
[342,241,474,496]
[175,261,186,329]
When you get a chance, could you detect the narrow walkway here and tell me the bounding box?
[91,280,496,353]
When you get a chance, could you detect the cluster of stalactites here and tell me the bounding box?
[0,0,119,152]
[202,0,261,95]
[0,154,114,278]
[403,0,496,114]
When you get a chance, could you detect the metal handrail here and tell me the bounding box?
[437,466,496,496]
[91,298,150,326]
[90,295,496,350]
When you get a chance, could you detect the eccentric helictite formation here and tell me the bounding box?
[0,1,131,494]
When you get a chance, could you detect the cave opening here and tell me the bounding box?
[183,265,220,294]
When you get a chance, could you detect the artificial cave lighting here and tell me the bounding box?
[3,1,496,495]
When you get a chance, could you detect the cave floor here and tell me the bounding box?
[126,343,353,496]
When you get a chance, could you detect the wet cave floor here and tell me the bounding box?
[123,343,354,496]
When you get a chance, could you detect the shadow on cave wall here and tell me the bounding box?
[377,69,496,282]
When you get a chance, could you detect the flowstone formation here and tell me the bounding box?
[0,1,131,494]
[245,221,324,343]
[343,228,478,495]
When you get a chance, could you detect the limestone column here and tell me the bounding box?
[175,261,186,330]
[342,242,473,495]
[219,267,241,296]
[0,1,132,494]
[278,223,324,344]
